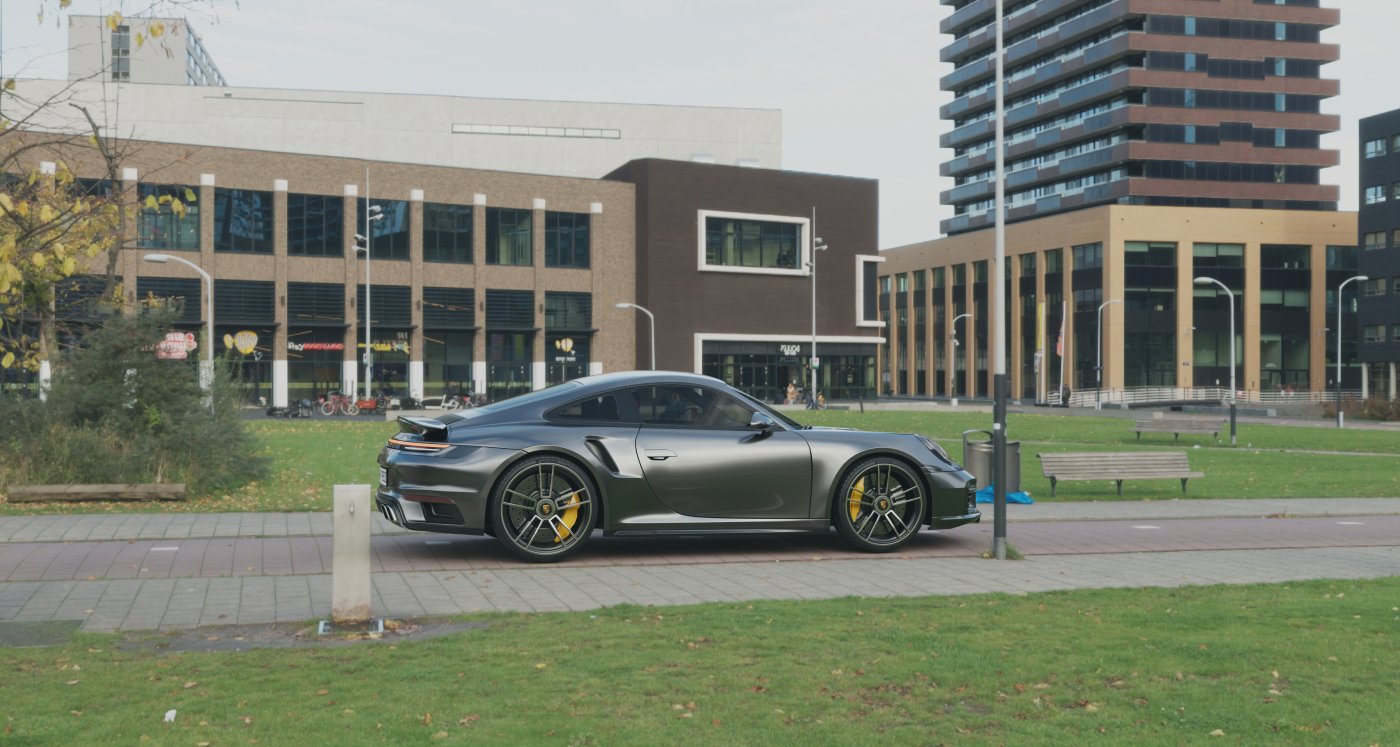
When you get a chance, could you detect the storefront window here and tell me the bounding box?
[286,329,347,399]
[423,331,473,398]
[216,326,274,403]
[488,332,533,402]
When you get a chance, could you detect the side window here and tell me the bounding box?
[632,386,754,428]
[549,394,623,423]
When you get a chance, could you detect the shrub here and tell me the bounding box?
[0,311,268,494]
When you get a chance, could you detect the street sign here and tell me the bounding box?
[811,356,820,368]
[155,332,197,360]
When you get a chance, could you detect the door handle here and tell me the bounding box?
[644,449,678,461]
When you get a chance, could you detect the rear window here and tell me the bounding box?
[548,393,627,423]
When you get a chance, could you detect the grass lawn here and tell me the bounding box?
[1,577,1395,744]
[2,409,1398,514]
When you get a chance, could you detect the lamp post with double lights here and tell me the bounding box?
[1334,274,1368,428]
[1194,276,1237,445]
[1095,298,1122,410]
[355,203,383,400]
[616,302,655,370]
[143,253,214,403]
[950,312,972,400]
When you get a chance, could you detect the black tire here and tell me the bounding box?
[490,455,598,563]
[319,401,336,416]
[833,457,926,552]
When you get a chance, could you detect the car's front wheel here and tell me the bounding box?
[833,457,926,552]
[490,455,598,562]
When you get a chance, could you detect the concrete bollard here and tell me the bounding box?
[332,484,372,624]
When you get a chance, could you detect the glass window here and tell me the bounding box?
[1365,138,1388,159]
[486,207,533,266]
[1044,249,1063,273]
[214,188,272,254]
[1365,185,1386,205]
[1363,232,1386,251]
[1193,243,1245,267]
[544,292,591,329]
[704,216,800,271]
[897,273,909,292]
[357,200,409,261]
[1363,325,1384,344]
[879,276,891,295]
[287,194,343,257]
[1072,242,1103,269]
[1363,278,1387,297]
[1124,241,1176,266]
[423,203,472,263]
[549,394,624,423]
[137,184,200,251]
[932,267,946,288]
[631,385,754,429]
[1019,253,1036,277]
[913,270,926,291]
[545,211,590,268]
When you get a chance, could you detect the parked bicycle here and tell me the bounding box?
[319,391,360,416]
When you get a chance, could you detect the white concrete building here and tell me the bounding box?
[67,15,227,86]
[11,78,783,179]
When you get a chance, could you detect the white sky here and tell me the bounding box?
[3,0,1395,249]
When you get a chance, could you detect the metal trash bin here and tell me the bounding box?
[960,429,1021,493]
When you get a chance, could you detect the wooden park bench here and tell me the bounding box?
[1133,417,1226,442]
[1037,452,1203,497]
[4,483,186,503]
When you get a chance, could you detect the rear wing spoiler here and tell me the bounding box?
[397,416,449,442]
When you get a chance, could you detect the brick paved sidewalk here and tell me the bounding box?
[4,497,1399,543]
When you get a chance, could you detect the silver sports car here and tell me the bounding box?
[377,371,979,562]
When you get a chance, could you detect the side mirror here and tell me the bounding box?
[748,412,778,431]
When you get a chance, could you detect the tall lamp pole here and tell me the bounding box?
[142,253,213,399]
[616,302,655,370]
[356,179,383,400]
[1335,274,1368,428]
[951,312,972,400]
[809,218,828,403]
[1194,277,1237,445]
[990,0,1010,560]
[1095,298,1122,410]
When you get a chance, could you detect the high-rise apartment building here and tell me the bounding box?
[1357,109,1400,400]
[939,0,1340,235]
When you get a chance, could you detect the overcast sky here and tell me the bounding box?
[4,1,1396,249]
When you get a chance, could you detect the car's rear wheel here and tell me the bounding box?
[833,457,926,552]
[490,455,598,562]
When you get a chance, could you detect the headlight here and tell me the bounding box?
[914,434,958,468]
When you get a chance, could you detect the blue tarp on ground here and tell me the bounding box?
[974,486,1034,504]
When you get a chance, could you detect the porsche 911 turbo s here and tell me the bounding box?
[377,371,979,562]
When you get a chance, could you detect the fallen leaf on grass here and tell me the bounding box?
[182,681,199,689]
[1209,729,1226,737]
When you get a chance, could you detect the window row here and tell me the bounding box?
[1145,87,1322,114]
[1360,277,1400,298]
[128,276,590,330]
[1144,124,1320,150]
[1142,160,1319,185]
[1361,325,1400,344]
[1361,230,1400,250]
[1145,15,1323,43]
[1145,52,1321,80]
[124,185,592,268]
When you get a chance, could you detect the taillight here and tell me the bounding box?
[387,437,454,453]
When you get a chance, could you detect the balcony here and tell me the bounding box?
[941,0,996,36]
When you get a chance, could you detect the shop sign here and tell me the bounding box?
[223,330,259,355]
[779,344,802,356]
[156,332,197,360]
[552,337,577,363]
[357,339,410,354]
[288,341,346,352]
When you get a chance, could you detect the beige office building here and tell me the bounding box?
[876,205,1358,404]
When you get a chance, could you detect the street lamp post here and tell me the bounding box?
[1335,274,1369,428]
[809,226,828,404]
[1095,298,1122,410]
[142,253,213,398]
[356,174,384,400]
[616,302,655,370]
[1194,277,1237,445]
[950,312,972,400]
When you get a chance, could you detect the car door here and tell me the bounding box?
[629,385,812,519]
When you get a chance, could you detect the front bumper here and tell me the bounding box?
[923,466,981,529]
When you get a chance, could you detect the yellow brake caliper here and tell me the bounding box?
[555,491,582,542]
[848,477,866,522]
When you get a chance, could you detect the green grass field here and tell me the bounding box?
[1,577,1395,744]
[1,409,1397,514]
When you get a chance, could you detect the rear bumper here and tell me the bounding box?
[376,489,485,536]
